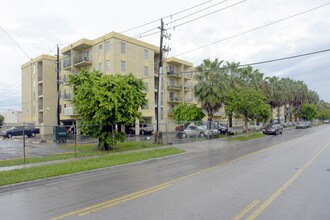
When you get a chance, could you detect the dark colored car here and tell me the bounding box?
[262,124,283,135]
[0,126,40,138]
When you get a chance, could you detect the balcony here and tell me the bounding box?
[63,57,72,70]
[74,55,92,67]
[63,107,78,116]
[184,85,193,91]
[167,109,174,115]
[184,97,194,103]
[184,72,193,79]
[168,96,182,103]
[167,71,181,78]
[167,83,182,91]
[63,93,72,100]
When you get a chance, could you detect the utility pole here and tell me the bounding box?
[56,44,60,126]
[157,19,164,132]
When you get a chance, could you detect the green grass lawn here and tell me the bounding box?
[0,147,184,186]
[227,132,266,141]
[0,141,165,167]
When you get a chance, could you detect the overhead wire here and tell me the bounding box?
[136,0,248,39]
[120,0,214,34]
[172,2,330,57]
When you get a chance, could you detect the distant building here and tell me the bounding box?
[0,110,22,125]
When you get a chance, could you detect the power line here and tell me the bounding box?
[0,25,31,59]
[166,0,230,25]
[133,0,231,38]
[172,2,330,57]
[120,0,214,34]
[165,48,330,75]
[136,0,248,39]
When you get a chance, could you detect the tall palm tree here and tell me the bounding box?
[193,58,228,128]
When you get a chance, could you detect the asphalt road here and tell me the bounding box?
[0,125,329,220]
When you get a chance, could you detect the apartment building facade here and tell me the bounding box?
[21,55,57,135]
[20,32,196,134]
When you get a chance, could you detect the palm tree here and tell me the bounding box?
[193,58,228,128]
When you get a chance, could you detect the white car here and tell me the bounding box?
[181,125,216,138]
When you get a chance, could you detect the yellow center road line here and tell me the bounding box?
[231,200,260,220]
[246,142,329,220]
[49,183,173,220]
[50,144,278,220]
[78,184,172,216]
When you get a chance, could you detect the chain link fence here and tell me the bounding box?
[0,120,258,167]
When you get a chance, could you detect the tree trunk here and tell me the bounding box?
[229,113,233,128]
[244,115,248,134]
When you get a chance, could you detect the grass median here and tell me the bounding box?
[0,141,165,167]
[0,147,184,186]
[227,132,265,141]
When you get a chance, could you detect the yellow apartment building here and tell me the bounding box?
[21,55,58,135]
[21,32,196,134]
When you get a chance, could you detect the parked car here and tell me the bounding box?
[129,124,154,135]
[181,125,213,138]
[262,124,283,135]
[296,121,308,129]
[0,126,40,138]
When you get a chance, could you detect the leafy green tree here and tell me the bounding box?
[300,103,317,121]
[173,103,205,128]
[194,58,228,128]
[0,114,4,127]
[69,69,147,150]
[225,87,270,132]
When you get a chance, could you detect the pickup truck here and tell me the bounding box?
[0,126,40,138]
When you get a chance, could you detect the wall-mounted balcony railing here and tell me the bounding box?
[167,83,182,90]
[168,96,182,103]
[184,97,194,103]
[63,107,78,116]
[63,93,72,100]
[166,71,181,78]
[63,58,72,69]
[74,55,92,68]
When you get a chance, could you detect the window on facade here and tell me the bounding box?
[33,78,36,87]
[144,66,148,76]
[98,44,103,56]
[106,60,111,72]
[105,41,110,53]
[144,82,148,92]
[144,49,148,59]
[33,92,35,101]
[169,65,175,73]
[33,64,36,74]
[144,101,149,109]
[98,62,103,71]
[121,42,126,54]
[63,75,67,83]
[121,61,126,72]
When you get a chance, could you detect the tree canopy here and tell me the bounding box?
[69,69,147,150]
[0,114,4,126]
[225,87,270,131]
[173,103,205,124]
[299,103,317,121]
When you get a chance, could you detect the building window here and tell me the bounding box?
[144,66,148,76]
[33,92,35,101]
[33,64,36,74]
[63,75,67,83]
[144,49,148,59]
[106,60,111,72]
[143,101,149,109]
[121,61,126,72]
[105,41,110,53]
[98,62,103,71]
[33,78,36,87]
[98,44,103,56]
[144,82,148,92]
[121,42,126,54]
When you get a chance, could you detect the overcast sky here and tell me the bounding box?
[0,0,329,111]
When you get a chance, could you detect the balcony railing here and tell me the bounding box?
[167,83,182,90]
[184,97,193,103]
[167,71,181,77]
[63,57,71,69]
[168,96,182,102]
[63,93,72,100]
[73,55,92,67]
[63,107,78,116]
